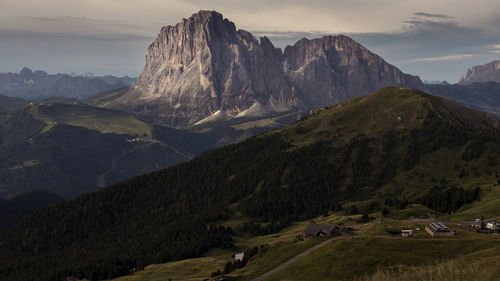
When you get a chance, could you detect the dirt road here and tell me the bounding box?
[249,233,349,281]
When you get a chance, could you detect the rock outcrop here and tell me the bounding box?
[459,60,500,85]
[105,10,423,124]
[124,11,296,124]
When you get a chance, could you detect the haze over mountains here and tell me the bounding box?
[97,11,422,125]
[0,68,135,99]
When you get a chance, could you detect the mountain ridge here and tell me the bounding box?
[96,10,423,125]
[425,81,500,116]
[459,60,500,85]
[0,67,136,99]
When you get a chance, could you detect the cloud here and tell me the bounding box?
[253,11,499,82]
[413,12,455,19]
[25,16,60,22]
[491,44,500,53]
[25,15,157,31]
[400,54,475,63]
[0,29,151,41]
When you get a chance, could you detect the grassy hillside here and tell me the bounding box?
[356,253,500,281]
[0,106,189,198]
[27,103,152,136]
[110,210,500,281]
[1,87,500,281]
[0,95,29,113]
[262,237,498,281]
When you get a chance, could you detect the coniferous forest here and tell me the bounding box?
[0,88,499,280]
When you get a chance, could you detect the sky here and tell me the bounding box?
[0,0,499,82]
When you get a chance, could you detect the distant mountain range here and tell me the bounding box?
[94,10,422,125]
[0,68,136,99]
[459,60,500,85]
[426,81,500,116]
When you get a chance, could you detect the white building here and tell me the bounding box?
[401,230,414,237]
[234,253,245,261]
[486,222,500,231]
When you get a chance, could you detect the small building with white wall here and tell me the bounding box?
[234,253,244,261]
[486,222,500,231]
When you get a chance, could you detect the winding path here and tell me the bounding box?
[250,233,349,281]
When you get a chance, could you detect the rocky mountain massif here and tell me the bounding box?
[459,60,500,85]
[97,10,423,125]
[1,87,499,281]
[0,68,136,99]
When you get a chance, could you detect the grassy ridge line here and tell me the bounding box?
[0,95,29,113]
[27,103,152,137]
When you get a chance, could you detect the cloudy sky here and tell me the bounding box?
[1,0,499,82]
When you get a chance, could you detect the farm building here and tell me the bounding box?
[234,253,244,261]
[302,223,338,240]
[401,230,414,237]
[486,222,500,231]
[425,222,454,237]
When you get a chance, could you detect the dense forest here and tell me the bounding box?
[0,88,499,280]
[0,190,65,230]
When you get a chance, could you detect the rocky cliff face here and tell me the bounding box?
[126,11,296,124]
[459,60,500,85]
[108,10,422,124]
[283,36,423,108]
[0,68,136,99]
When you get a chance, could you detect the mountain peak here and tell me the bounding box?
[107,11,422,125]
[158,10,237,40]
[280,86,500,146]
[132,10,292,124]
[187,10,224,23]
[184,10,234,31]
[20,67,34,79]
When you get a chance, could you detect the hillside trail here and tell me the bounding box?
[249,232,350,281]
